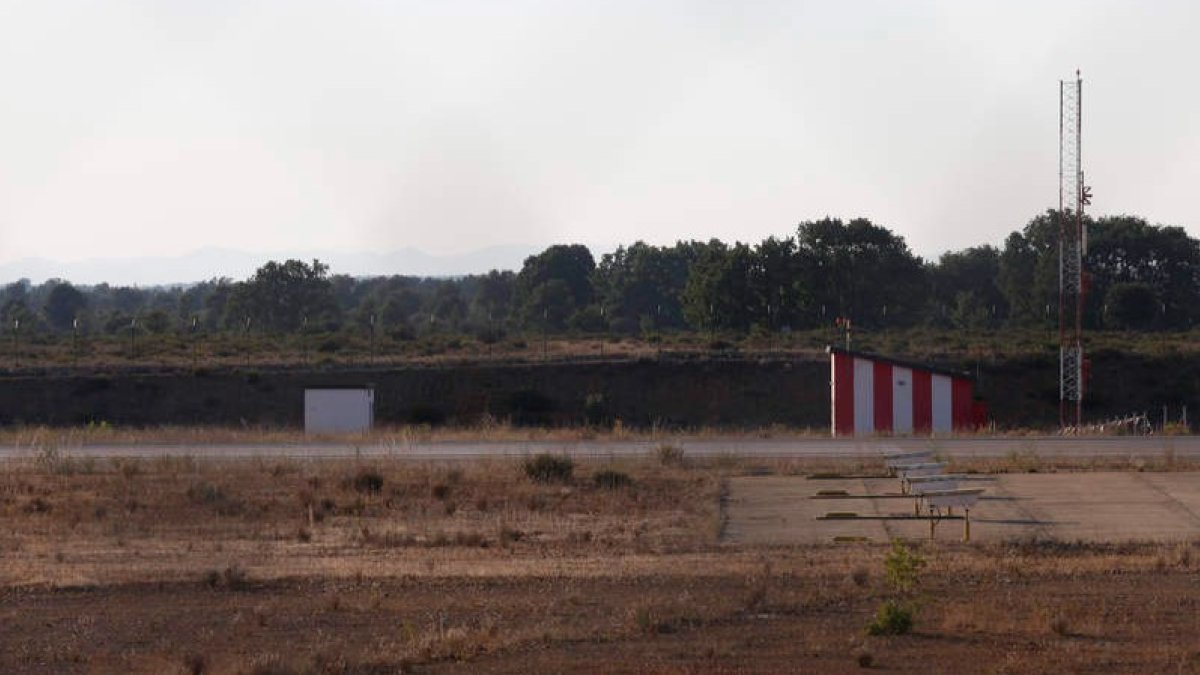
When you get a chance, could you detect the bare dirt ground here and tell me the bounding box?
[4,452,1200,674]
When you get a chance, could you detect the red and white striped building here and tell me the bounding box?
[829,346,985,437]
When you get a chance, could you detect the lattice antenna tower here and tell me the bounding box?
[1059,70,1090,430]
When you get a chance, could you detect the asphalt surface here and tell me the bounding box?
[726,471,1200,544]
[1,435,1197,461]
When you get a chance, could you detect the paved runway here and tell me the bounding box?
[725,471,1200,544]
[0,435,1197,461]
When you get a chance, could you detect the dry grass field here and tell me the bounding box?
[3,450,1200,674]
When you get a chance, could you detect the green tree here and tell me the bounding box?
[595,241,694,334]
[430,281,466,327]
[1104,282,1157,330]
[1,281,36,330]
[751,236,810,331]
[467,269,514,326]
[226,259,337,333]
[929,246,1005,328]
[998,210,1084,327]
[201,278,234,330]
[514,245,595,330]
[141,309,171,334]
[681,241,756,331]
[1087,216,1200,330]
[43,282,88,332]
[796,217,925,327]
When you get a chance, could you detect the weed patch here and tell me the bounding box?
[523,454,574,483]
[593,469,632,490]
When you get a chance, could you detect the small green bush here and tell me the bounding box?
[592,469,632,490]
[523,454,574,483]
[883,539,924,593]
[866,599,915,636]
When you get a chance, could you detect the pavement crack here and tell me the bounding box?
[864,477,897,540]
[1130,473,1200,528]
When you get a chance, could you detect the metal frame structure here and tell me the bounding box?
[1059,71,1089,430]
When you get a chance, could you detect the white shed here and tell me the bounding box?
[304,387,374,434]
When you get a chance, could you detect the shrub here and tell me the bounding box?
[592,469,632,490]
[850,567,869,587]
[1044,612,1071,636]
[187,481,225,505]
[866,600,914,636]
[351,469,384,494]
[35,445,95,476]
[183,653,207,675]
[883,539,924,593]
[204,565,249,591]
[656,443,685,466]
[523,454,574,483]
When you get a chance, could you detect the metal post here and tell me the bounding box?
[767,303,773,353]
[129,318,137,360]
[964,508,971,542]
[656,304,662,360]
[190,316,199,369]
[12,318,19,369]
[301,315,308,365]
[709,302,715,346]
[72,318,79,369]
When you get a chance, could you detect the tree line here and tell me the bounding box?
[3,210,1197,341]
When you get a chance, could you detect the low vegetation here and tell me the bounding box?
[3,452,1200,672]
[867,540,925,636]
[522,453,574,483]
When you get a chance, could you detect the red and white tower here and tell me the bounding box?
[1059,70,1091,429]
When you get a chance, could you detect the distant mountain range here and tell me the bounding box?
[0,245,546,287]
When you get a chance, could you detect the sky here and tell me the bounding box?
[1,0,1198,282]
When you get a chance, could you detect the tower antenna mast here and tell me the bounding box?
[1059,70,1090,430]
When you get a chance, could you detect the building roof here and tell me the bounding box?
[826,345,973,381]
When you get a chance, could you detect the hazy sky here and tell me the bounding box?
[1,0,1197,272]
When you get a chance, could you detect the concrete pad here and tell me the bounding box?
[726,472,1200,544]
